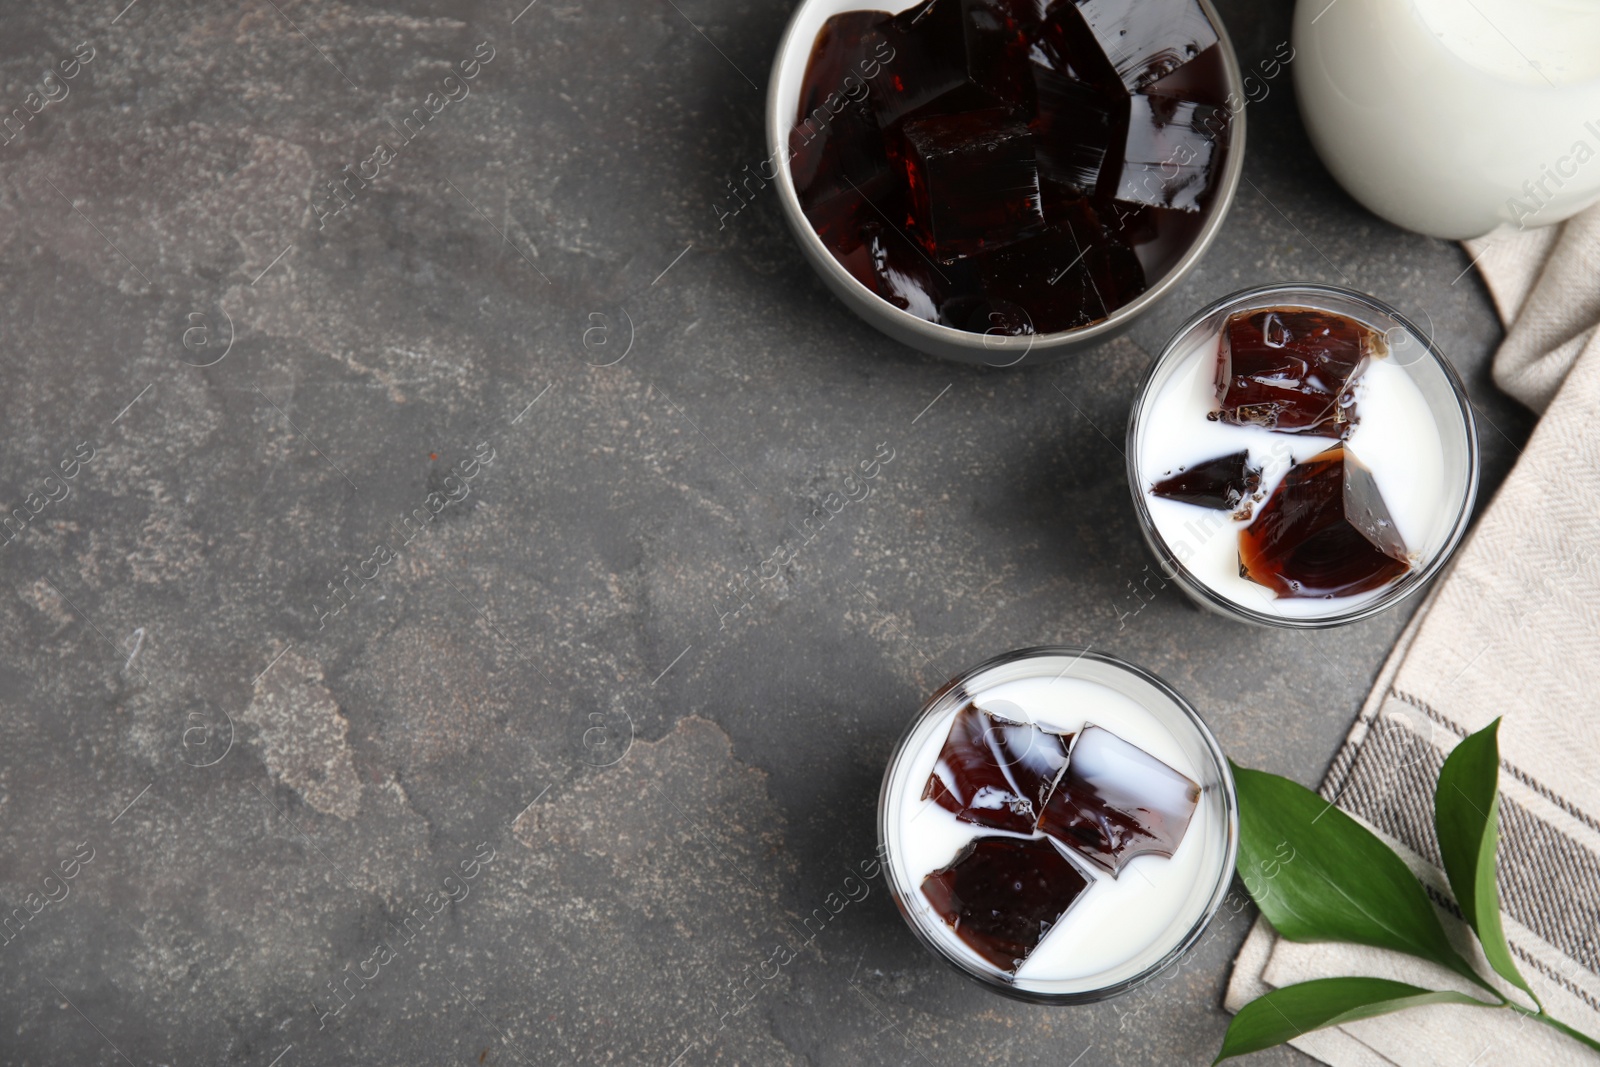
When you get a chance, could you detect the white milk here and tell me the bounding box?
[887,672,1226,992]
[1292,0,1600,237]
[1411,0,1600,86]
[1135,326,1450,620]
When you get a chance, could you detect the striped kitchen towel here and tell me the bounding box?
[1224,206,1600,1067]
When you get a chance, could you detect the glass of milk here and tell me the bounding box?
[1126,283,1480,628]
[1293,0,1600,238]
[877,647,1238,1002]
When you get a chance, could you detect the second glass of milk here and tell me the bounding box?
[878,647,1238,1002]
[1126,283,1480,628]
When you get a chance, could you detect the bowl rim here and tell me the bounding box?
[875,645,1240,1004]
[1123,281,1483,629]
[763,0,1249,356]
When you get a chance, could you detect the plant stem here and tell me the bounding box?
[1505,1003,1600,1053]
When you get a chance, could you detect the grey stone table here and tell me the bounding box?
[0,0,1533,1063]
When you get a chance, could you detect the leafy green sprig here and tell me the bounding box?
[1218,718,1600,1061]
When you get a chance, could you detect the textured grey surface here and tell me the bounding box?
[0,0,1534,1064]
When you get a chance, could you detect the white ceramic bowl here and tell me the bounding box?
[765,0,1247,365]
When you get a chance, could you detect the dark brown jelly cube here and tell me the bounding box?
[1100,200,1208,283]
[871,225,971,323]
[1114,93,1223,212]
[1151,450,1261,510]
[1215,308,1375,435]
[1140,43,1231,107]
[937,291,1040,335]
[1067,0,1219,91]
[1038,178,1107,233]
[791,100,891,206]
[795,10,890,123]
[841,209,968,325]
[1035,0,1125,94]
[920,835,1090,972]
[987,704,1075,810]
[790,16,893,205]
[961,0,1044,108]
[1037,725,1200,877]
[955,185,1142,333]
[869,0,971,130]
[899,107,1046,262]
[950,229,1085,334]
[1030,4,1128,200]
[796,148,898,252]
[800,181,883,287]
[1079,241,1148,315]
[797,134,956,327]
[1031,62,1121,194]
[984,238,1138,334]
[923,703,1074,832]
[1238,443,1411,599]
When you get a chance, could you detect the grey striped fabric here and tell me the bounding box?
[1328,699,1600,1013]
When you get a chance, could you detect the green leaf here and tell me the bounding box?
[1435,718,1534,1000]
[1216,977,1486,1062]
[1233,764,1490,991]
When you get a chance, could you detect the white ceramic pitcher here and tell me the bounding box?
[1293,0,1600,239]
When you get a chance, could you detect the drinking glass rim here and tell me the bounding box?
[1124,282,1482,630]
